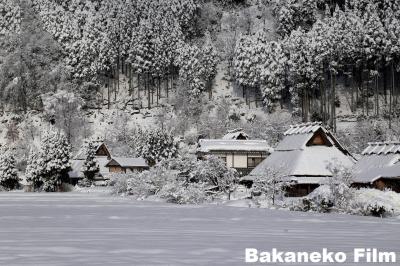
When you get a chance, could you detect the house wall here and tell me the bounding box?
[109,166,125,173]
[226,154,247,168]
[203,151,267,176]
[108,166,148,174]
[125,167,148,173]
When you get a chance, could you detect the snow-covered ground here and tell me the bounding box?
[0,193,399,266]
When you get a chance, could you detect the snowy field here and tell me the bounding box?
[0,193,399,266]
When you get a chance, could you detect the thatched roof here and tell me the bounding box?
[353,142,400,183]
[247,122,355,181]
[222,128,249,140]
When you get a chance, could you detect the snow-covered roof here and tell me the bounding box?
[286,176,329,185]
[277,122,351,155]
[197,139,273,153]
[248,123,355,181]
[222,129,249,140]
[284,122,322,136]
[275,133,315,151]
[353,142,400,183]
[68,156,110,179]
[106,157,148,168]
[69,160,84,179]
[241,174,329,184]
[361,142,400,155]
[249,146,355,177]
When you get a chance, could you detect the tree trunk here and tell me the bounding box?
[390,63,394,129]
[330,71,336,131]
[147,73,151,109]
[376,74,379,117]
[107,72,111,110]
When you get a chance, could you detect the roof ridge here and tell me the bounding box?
[284,122,324,136]
[199,139,267,142]
[367,141,400,146]
[362,141,400,155]
[226,128,245,133]
[289,122,323,128]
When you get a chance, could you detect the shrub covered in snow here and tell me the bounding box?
[290,164,355,213]
[348,189,400,217]
[111,155,238,204]
[251,167,290,206]
[290,187,400,218]
[292,185,335,213]
[191,155,239,199]
[109,174,130,195]
[118,165,210,204]
[158,179,209,204]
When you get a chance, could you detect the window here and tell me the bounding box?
[311,135,325,145]
[219,156,227,164]
[247,157,264,168]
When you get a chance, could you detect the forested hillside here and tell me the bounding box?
[1,0,400,171]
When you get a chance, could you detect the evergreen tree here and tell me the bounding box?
[81,140,100,186]
[0,149,19,190]
[135,129,179,166]
[0,0,20,40]
[259,41,288,111]
[25,129,71,192]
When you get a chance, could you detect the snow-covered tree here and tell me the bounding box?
[81,140,99,185]
[42,90,85,142]
[200,32,219,91]
[272,0,318,37]
[0,0,20,39]
[0,149,19,190]
[325,162,355,210]
[259,41,288,111]
[362,4,387,64]
[134,129,179,166]
[191,155,239,198]
[25,148,45,190]
[25,129,71,192]
[252,166,289,205]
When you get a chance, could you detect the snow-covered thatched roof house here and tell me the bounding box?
[197,130,273,176]
[247,122,356,196]
[353,142,400,192]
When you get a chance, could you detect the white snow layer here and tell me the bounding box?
[197,139,272,153]
[250,146,355,177]
[0,193,399,265]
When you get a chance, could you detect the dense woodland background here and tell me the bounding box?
[1,0,400,173]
